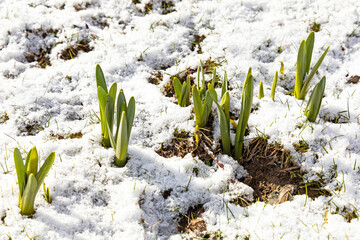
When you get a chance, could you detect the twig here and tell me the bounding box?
[200,142,224,169]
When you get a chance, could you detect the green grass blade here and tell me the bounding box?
[258,81,264,99]
[299,46,329,99]
[305,76,326,122]
[96,65,108,93]
[235,68,253,160]
[271,71,278,101]
[21,174,37,215]
[221,70,228,97]
[295,40,307,99]
[115,111,128,167]
[14,148,26,205]
[305,32,315,74]
[35,152,55,194]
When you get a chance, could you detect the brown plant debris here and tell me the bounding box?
[0,113,9,124]
[177,205,206,236]
[239,137,331,204]
[161,1,175,14]
[50,132,83,140]
[60,40,93,60]
[156,114,222,167]
[293,140,310,153]
[347,75,359,84]
[191,34,206,54]
[156,129,192,158]
[26,48,52,68]
[148,71,163,85]
[310,22,321,32]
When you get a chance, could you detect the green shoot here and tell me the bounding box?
[43,182,51,204]
[208,83,231,155]
[258,81,264,99]
[280,61,285,75]
[271,71,278,101]
[294,32,329,100]
[192,61,217,128]
[14,147,55,215]
[107,91,135,167]
[234,68,254,160]
[173,76,191,107]
[96,65,135,167]
[304,76,326,122]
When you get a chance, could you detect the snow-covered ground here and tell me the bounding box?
[1,0,360,239]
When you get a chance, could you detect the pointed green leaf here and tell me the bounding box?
[97,86,108,135]
[305,32,315,74]
[116,90,126,134]
[106,95,115,135]
[126,97,136,138]
[295,40,307,98]
[280,61,285,75]
[173,77,182,104]
[208,84,231,155]
[192,86,204,127]
[221,70,228,97]
[258,81,264,99]
[25,147,38,177]
[108,82,117,106]
[96,65,108,93]
[35,152,55,194]
[235,69,253,160]
[271,71,278,101]
[14,148,26,205]
[305,76,326,122]
[299,46,329,99]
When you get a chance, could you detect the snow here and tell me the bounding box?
[1,0,360,239]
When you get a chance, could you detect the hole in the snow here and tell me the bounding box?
[177,204,206,236]
[60,40,93,60]
[237,137,331,205]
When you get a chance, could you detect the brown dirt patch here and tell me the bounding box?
[148,71,163,85]
[60,40,93,60]
[238,137,331,204]
[26,48,52,68]
[156,114,221,167]
[347,75,359,84]
[191,35,206,54]
[161,1,175,14]
[177,205,206,236]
